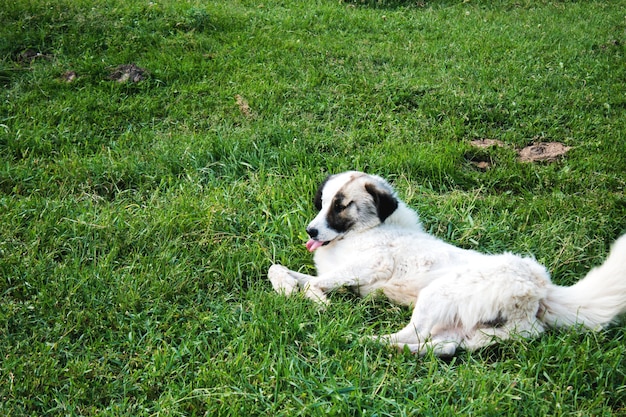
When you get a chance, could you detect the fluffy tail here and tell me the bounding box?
[540,234,626,330]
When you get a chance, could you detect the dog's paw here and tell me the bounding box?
[268,264,298,296]
[303,284,329,306]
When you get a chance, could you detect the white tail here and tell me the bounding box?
[540,234,626,329]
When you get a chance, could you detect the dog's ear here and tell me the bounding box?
[365,182,398,222]
[313,175,333,211]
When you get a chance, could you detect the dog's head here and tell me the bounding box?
[305,171,399,252]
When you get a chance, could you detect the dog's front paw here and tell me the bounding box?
[303,283,329,306]
[268,264,299,296]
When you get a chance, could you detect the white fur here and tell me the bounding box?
[269,172,626,356]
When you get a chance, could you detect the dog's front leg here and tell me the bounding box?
[268,264,315,296]
[268,264,332,304]
[270,256,392,305]
[302,258,393,304]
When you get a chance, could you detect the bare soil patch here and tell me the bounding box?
[467,139,507,170]
[108,63,149,83]
[469,139,507,149]
[235,94,254,118]
[518,142,571,162]
[16,48,52,64]
[61,71,77,83]
[468,139,571,167]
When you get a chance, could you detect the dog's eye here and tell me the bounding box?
[333,200,352,212]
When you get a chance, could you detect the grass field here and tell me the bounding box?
[1,0,626,415]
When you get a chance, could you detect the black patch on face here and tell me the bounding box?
[326,191,355,233]
[313,175,333,211]
[364,183,398,223]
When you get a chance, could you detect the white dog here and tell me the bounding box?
[269,171,626,356]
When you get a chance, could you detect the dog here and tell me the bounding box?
[268,171,626,356]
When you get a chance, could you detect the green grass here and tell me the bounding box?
[1,0,626,415]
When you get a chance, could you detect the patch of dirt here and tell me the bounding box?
[468,139,571,166]
[108,63,148,83]
[471,161,491,171]
[61,71,77,83]
[469,139,507,149]
[518,142,571,163]
[235,94,254,118]
[16,48,52,64]
[467,139,507,170]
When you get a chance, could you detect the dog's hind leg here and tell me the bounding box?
[376,280,463,353]
[396,329,464,357]
[459,327,513,352]
[375,298,440,346]
[460,317,545,352]
[376,322,426,346]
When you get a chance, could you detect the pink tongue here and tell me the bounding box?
[306,239,325,252]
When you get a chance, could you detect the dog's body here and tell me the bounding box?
[269,171,626,356]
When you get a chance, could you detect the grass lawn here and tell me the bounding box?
[1,0,626,415]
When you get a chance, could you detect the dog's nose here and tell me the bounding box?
[306,227,318,238]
